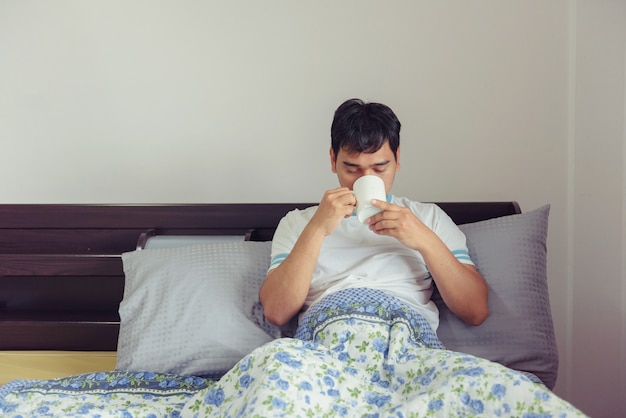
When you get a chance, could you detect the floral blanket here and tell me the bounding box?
[183,288,585,417]
[0,371,211,417]
[1,288,586,417]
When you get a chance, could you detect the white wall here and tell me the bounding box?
[0,1,623,416]
[570,1,626,417]
[0,0,568,207]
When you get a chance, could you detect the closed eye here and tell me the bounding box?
[342,160,390,172]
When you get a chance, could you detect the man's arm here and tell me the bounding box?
[367,199,488,325]
[259,187,356,327]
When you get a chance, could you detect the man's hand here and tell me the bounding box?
[365,199,429,251]
[366,199,488,325]
[309,187,356,236]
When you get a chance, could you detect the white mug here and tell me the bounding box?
[353,175,387,223]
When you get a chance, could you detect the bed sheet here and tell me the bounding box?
[0,289,586,417]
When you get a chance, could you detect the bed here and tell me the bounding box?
[0,202,586,416]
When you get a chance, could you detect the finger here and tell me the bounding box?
[325,188,355,205]
[368,216,393,230]
[336,188,357,204]
[370,199,391,210]
[369,220,395,235]
[365,208,383,224]
[370,199,397,211]
[368,200,404,225]
[338,191,357,215]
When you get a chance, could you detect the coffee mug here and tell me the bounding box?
[353,175,387,223]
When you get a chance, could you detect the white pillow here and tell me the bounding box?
[116,241,279,377]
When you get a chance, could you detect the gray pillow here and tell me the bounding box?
[433,205,559,388]
[116,241,280,377]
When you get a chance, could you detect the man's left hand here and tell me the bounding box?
[366,199,431,251]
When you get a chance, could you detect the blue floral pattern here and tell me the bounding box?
[0,371,211,417]
[0,288,586,417]
[182,288,586,417]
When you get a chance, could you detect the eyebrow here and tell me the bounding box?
[342,160,391,168]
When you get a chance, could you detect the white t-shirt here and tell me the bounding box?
[269,195,473,331]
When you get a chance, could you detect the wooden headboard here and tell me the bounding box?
[0,202,520,352]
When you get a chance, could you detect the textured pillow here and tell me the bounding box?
[116,241,280,377]
[433,205,559,388]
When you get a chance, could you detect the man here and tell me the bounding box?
[260,98,488,335]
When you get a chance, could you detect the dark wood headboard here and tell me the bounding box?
[0,202,520,351]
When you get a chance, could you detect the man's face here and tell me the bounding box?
[330,142,400,195]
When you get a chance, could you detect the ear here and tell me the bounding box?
[330,147,337,173]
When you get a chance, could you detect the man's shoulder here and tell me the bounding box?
[281,205,319,224]
[286,205,318,216]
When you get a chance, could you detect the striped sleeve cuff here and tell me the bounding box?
[269,253,288,269]
[452,249,473,264]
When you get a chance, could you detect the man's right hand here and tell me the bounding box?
[309,187,356,236]
[260,187,355,326]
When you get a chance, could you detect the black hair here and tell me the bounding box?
[330,98,401,159]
